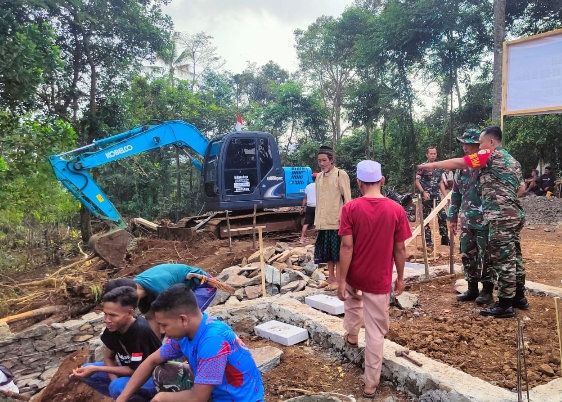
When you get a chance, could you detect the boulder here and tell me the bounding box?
[216,266,241,282]
[311,269,326,283]
[250,346,283,373]
[245,285,263,300]
[225,296,241,306]
[280,280,300,294]
[265,264,290,286]
[303,261,318,275]
[234,288,245,301]
[209,289,231,307]
[394,292,419,309]
[226,274,261,288]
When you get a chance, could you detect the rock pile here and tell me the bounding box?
[211,242,328,306]
[520,195,562,225]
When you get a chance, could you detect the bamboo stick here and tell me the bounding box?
[554,297,562,372]
[418,199,430,279]
[259,227,267,298]
[0,305,66,325]
[433,198,437,261]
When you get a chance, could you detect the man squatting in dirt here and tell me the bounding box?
[116,284,265,402]
[105,263,217,336]
[448,129,493,305]
[337,160,411,398]
[415,146,449,248]
[72,286,162,401]
[420,126,529,318]
[314,145,352,291]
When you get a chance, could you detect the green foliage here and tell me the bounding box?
[0,112,78,230]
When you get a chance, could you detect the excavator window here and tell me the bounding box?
[204,140,222,197]
[259,137,273,180]
[224,138,258,195]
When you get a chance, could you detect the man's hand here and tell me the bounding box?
[151,392,175,402]
[300,206,304,215]
[394,278,405,296]
[72,365,97,379]
[448,222,457,237]
[337,282,347,301]
[422,191,429,201]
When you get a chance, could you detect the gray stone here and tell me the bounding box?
[265,265,290,286]
[266,286,280,296]
[33,339,55,352]
[230,315,258,334]
[234,288,245,301]
[245,285,262,300]
[209,289,231,307]
[216,266,241,282]
[80,312,104,323]
[16,324,51,339]
[72,334,93,342]
[0,322,12,339]
[225,296,241,306]
[40,367,58,381]
[62,319,88,331]
[250,346,283,373]
[53,333,74,348]
[280,280,300,294]
[395,292,419,309]
[303,261,318,275]
[311,269,326,283]
[295,280,307,292]
[89,338,106,362]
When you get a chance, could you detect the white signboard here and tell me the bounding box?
[503,29,562,116]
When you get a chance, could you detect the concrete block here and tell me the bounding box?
[250,346,283,373]
[254,320,308,346]
[305,294,344,315]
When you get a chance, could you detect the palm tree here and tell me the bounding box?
[146,32,190,86]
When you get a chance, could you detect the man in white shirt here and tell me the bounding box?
[300,173,318,243]
[0,365,19,395]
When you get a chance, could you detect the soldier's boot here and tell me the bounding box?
[440,235,450,246]
[475,282,494,305]
[457,281,479,302]
[512,282,530,310]
[480,297,515,318]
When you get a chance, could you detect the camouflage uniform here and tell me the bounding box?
[472,148,525,299]
[416,163,447,244]
[448,167,491,283]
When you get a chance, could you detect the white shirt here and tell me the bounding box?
[305,182,316,207]
[0,370,18,393]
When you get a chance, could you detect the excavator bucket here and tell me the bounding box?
[88,229,132,267]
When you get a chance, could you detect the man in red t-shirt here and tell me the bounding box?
[337,160,412,399]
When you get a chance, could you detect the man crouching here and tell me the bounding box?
[116,284,264,402]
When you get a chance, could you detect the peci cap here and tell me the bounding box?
[357,160,382,183]
[456,129,480,144]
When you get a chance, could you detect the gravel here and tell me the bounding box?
[520,195,562,225]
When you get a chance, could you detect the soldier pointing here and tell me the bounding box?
[419,126,527,318]
[448,130,493,305]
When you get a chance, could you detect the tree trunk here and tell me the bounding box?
[175,148,181,222]
[80,204,92,242]
[365,124,371,159]
[492,0,506,122]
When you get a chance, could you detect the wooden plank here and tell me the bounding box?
[259,227,266,298]
[226,211,232,252]
[219,221,293,238]
[193,212,217,231]
[418,197,430,279]
[252,204,257,249]
[223,226,267,233]
[405,192,452,247]
[133,218,158,231]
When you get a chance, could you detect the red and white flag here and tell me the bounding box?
[131,352,143,362]
[234,115,243,131]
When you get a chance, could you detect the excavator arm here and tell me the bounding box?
[49,121,209,266]
[49,120,209,228]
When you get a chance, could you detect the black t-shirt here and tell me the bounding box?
[100,316,161,370]
[538,173,555,191]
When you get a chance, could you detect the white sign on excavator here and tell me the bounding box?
[105,145,133,159]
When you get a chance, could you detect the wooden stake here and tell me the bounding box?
[252,204,257,249]
[226,210,232,252]
[406,192,452,246]
[555,297,562,376]
[259,227,267,298]
[433,198,437,261]
[418,199,430,279]
[449,225,455,274]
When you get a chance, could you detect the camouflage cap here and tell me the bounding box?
[456,129,480,144]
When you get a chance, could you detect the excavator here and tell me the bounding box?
[49,120,312,266]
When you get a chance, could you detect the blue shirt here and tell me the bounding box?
[133,264,208,295]
[159,314,264,402]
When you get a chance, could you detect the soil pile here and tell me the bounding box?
[520,196,562,225]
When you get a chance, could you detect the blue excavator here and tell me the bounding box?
[49,120,312,266]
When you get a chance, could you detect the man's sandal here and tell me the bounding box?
[324,283,339,291]
[318,281,330,289]
[362,389,377,399]
[343,333,358,348]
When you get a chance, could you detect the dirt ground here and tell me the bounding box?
[388,275,561,390]
[4,213,562,400]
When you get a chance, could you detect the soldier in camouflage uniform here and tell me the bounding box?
[419,126,527,319]
[416,147,449,248]
[448,130,493,305]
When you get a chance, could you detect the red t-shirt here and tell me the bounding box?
[338,197,412,294]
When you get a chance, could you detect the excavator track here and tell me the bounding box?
[156,209,303,241]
